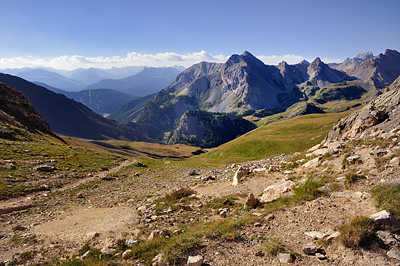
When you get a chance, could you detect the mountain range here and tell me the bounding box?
[0,66,182,95]
[0,73,147,141]
[108,49,400,147]
[1,49,399,148]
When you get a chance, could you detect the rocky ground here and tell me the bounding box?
[1,132,399,265]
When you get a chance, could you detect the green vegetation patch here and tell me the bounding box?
[371,183,400,219]
[338,216,382,249]
[0,136,122,199]
[200,112,349,162]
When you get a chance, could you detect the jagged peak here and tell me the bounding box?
[278,61,289,67]
[354,51,374,60]
[384,49,399,56]
[299,60,310,66]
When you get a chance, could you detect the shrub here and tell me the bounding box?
[159,188,196,203]
[265,238,285,256]
[338,216,380,249]
[293,177,324,201]
[345,172,366,187]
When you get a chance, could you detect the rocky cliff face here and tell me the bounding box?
[325,75,400,143]
[167,109,256,148]
[0,82,55,139]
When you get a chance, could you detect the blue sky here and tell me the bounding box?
[0,0,399,69]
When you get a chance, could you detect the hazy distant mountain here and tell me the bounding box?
[0,73,147,141]
[331,49,400,89]
[84,67,182,96]
[35,82,136,116]
[63,66,145,84]
[14,69,86,91]
[0,82,56,140]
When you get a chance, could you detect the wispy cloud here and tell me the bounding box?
[257,54,306,65]
[0,51,228,70]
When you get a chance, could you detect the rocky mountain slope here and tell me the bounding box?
[124,51,361,144]
[0,82,56,139]
[325,74,400,142]
[84,67,181,96]
[332,49,400,90]
[0,73,148,141]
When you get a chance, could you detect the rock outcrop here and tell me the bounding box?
[0,82,56,139]
[324,75,400,142]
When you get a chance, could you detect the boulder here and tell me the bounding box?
[277,253,292,263]
[187,255,204,266]
[387,249,400,261]
[33,164,57,172]
[303,157,320,169]
[245,193,258,208]
[232,166,249,186]
[260,180,294,203]
[376,230,400,247]
[303,243,318,255]
[370,210,400,228]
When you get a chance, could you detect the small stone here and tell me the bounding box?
[387,249,400,261]
[99,253,112,260]
[122,250,131,259]
[81,250,90,258]
[125,238,138,247]
[152,253,163,263]
[265,213,275,221]
[326,231,341,242]
[86,232,99,240]
[315,253,327,260]
[277,253,292,263]
[303,243,318,255]
[148,230,160,240]
[304,231,327,239]
[187,255,204,266]
[188,170,197,176]
[255,250,265,257]
[390,157,400,166]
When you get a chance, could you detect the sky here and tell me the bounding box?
[0,0,399,70]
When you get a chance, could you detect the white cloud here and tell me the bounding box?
[257,54,306,65]
[0,51,330,70]
[0,51,228,70]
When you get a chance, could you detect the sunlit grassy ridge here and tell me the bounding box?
[199,111,351,162]
[0,134,123,199]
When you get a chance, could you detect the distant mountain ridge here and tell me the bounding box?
[0,73,148,141]
[84,67,182,96]
[35,82,136,116]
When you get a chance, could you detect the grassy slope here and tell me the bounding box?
[198,111,351,163]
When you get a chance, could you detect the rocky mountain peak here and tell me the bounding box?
[384,49,400,56]
[354,51,374,61]
[299,60,310,66]
[310,57,323,68]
